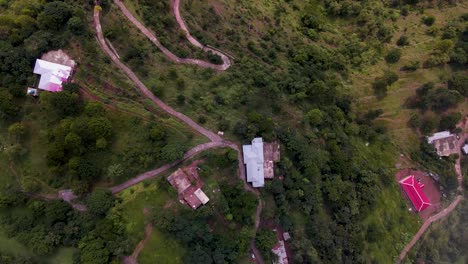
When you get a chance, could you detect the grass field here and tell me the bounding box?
[349,3,468,154]
[138,228,185,264]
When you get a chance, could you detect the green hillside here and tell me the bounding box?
[0,0,466,263]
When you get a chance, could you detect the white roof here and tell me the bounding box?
[194,188,210,205]
[427,131,452,144]
[33,59,72,92]
[463,144,468,155]
[272,240,288,264]
[243,137,264,187]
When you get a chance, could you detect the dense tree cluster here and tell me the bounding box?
[0,192,131,263]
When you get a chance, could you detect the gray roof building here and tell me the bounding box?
[243,138,265,187]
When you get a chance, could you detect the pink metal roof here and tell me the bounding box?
[399,175,431,212]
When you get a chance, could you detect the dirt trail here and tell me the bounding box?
[94,4,263,263]
[396,119,466,263]
[113,0,231,71]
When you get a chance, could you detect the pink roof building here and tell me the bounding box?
[399,175,431,212]
[33,59,72,92]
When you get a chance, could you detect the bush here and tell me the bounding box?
[385,48,402,63]
[396,35,410,46]
[372,71,399,99]
[422,15,435,26]
[448,72,468,97]
[401,61,420,71]
[439,112,462,130]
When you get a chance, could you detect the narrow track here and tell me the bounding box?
[113,0,231,71]
[94,4,264,263]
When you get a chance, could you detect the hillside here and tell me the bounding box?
[0,0,466,263]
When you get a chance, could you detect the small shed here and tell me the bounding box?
[463,144,468,155]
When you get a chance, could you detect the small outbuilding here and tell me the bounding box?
[462,144,468,155]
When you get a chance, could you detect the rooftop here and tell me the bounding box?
[167,161,210,209]
[243,137,265,187]
[399,175,431,212]
[33,59,72,92]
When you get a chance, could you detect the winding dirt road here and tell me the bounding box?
[113,0,231,71]
[94,3,263,263]
[396,119,466,263]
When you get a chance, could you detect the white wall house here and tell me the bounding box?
[243,138,265,187]
[33,59,72,92]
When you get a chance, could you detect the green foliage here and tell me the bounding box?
[422,15,436,26]
[37,1,72,31]
[385,48,402,63]
[439,112,462,130]
[396,35,410,46]
[85,189,115,217]
[448,72,468,97]
[372,71,399,99]
[0,90,18,119]
[255,229,278,262]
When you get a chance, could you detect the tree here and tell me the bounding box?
[64,132,82,153]
[305,109,324,126]
[106,164,124,181]
[96,138,107,149]
[67,16,84,34]
[448,72,468,97]
[84,102,106,117]
[77,160,101,182]
[255,229,277,261]
[396,35,409,46]
[0,89,18,119]
[160,141,186,161]
[385,48,402,63]
[422,15,435,26]
[439,112,462,130]
[86,189,115,216]
[87,117,112,140]
[40,91,81,118]
[424,88,463,112]
[37,1,72,31]
[8,122,26,142]
[79,236,110,264]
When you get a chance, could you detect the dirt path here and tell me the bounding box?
[396,119,466,263]
[113,0,230,71]
[94,4,263,263]
[123,209,153,264]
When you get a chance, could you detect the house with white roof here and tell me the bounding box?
[243,137,281,188]
[243,138,265,187]
[33,59,72,92]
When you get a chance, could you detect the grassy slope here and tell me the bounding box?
[349,3,468,154]
[100,0,464,262]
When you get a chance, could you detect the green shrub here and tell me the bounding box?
[396,35,410,46]
[422,15,435,26]
[385,48,402,63]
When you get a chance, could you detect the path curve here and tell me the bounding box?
[94,5,263,263]
[94,8,221,142]
[110,141,232,193]
[397,119,466,263]
[113,0,231,71]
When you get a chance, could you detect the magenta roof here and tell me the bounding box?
[399,175,431,212]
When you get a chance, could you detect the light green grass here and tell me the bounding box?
[363,187,420,264]
[45,247,77,264]
[0,228,32,257]
[138,228,185,264]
